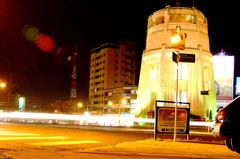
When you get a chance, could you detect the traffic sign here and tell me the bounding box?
[179,53,195,63]
[201,90,209,95]
[172,52,180,63]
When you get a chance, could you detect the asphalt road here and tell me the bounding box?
[0,122,237,159]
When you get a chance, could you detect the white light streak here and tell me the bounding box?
[0,112,214,127]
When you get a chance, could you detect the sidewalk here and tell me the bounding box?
[0,137,239,159]
[81,138,240,159]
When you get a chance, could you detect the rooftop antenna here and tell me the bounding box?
[176,0,181,7]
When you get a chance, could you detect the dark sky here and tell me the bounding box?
[0,0,239,104]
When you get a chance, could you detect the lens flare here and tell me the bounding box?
[22,25,39,41]
[35,34,55,53]
[22,25,56,53]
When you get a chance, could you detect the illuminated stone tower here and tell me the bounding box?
[135,5,216,118]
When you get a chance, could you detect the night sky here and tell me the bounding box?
[0,0,239,104]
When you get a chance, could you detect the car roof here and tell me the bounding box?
[222,96,240,111]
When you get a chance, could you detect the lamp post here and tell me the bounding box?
[77,102,83,114]
[0,80,8,109]
[170,26,186,142]
[174,54,180,142]
[0,81,6,89]
[121,98,127,115]
[107,100,113,114]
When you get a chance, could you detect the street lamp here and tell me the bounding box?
[121,98,127,115]
[170,26,186,50]
[0,80,7,91]
[170,25,186,142]
[76,102,83,114]
[77,102,83,108]
[0,81,6,89]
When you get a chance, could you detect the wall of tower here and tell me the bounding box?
[136,6,216,118]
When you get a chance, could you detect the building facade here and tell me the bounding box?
[104,86,138,114]
[89,41,136,113]
[135,6,216,119]
[212,53,234,109]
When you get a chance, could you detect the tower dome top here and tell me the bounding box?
[146,4,210,52]
[148,5,208,28]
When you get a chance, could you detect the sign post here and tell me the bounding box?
[172,52,180,142]
[171,52,195,141]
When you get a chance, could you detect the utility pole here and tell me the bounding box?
[7,74,12,108]
[171,26,186,142]
[70,44,78,99]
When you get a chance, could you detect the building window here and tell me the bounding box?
[131,90,137,94]
[107,92,112,96]
[148,16,165,28]
[179,64,188,80]
[169,14,195,24]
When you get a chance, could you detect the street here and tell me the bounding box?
[0,123,239,159]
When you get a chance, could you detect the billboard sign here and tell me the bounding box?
[213,55,234,106]
[236,77,240,95]
[154,100,190,140]
[18,97,26,111]
[157,107,189,133]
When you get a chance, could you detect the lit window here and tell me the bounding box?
[179,64,188,80]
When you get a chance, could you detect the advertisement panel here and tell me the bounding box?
[236,77,240,95]
[18,97,26,111]
[157,107,188,133]
[213,55,234,107]
[154,100,190,140]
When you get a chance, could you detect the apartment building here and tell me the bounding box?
[89,41,136,113]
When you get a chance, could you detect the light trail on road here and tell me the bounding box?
[0,136,68,141]
[0,111,214,128]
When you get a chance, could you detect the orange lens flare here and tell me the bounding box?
[35,34,55,53]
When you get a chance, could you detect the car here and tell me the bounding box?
[213,96,240,154]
